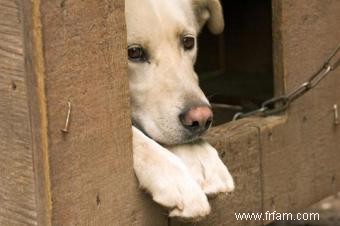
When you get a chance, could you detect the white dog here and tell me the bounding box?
[126,0,234,221]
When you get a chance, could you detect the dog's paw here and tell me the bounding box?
[132,126,210,220]
[152,177,210,220]
[169,140,235,197]
[198,142,235,196]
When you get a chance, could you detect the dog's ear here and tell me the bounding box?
[192,0,224,34]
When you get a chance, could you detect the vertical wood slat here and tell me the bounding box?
[22,0,167,225]
[261,1,340,223]
[22,0,52,225]
[0,0,37,225]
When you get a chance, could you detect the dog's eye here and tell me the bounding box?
[182,36,195,50]
[128,45,147,62]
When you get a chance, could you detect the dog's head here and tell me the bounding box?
[126,0,224,145]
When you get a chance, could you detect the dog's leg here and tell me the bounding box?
[132,126,210,220]
[168,140,235,197]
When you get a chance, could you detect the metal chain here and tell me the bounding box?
[233,44,340,121]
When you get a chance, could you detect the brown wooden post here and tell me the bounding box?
[23,0,169,224]
[0,0,167,225]
[0,0,37,225]
[261,0,340,223]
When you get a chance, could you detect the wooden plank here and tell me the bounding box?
[22,0,167,225]
[22,1,52,224]
[171,119,262,226]
[0,0,37,225]
[260,0,340,223]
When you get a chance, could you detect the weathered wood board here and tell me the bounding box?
[261,0,340,223]
[24,0,168,225]
[0,0,37,225]
[0,0,170,225]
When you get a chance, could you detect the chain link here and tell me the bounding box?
[233,44,340,121]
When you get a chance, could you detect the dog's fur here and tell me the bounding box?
[126,0,234,220]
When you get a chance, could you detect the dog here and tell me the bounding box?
[125,0,234,221]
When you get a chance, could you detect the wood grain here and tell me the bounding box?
[22,0,167,225]
[0,0,37,225]
[261,1,340,223]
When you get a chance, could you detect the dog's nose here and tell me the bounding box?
[179,105,213,134]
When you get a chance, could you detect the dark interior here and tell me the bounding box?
[196,0,274,125]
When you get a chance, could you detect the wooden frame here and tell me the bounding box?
[0,0,339,225]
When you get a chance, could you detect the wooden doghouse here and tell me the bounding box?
[0,0,339,225]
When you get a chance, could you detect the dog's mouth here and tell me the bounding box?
[182,125,211,142]
[132,119,210,146]
[181,133,203,144]
[132,121,209,146]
